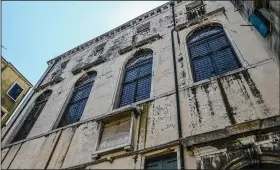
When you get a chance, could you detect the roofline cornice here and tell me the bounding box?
[46,1,184,65]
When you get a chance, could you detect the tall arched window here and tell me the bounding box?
[58,72,96,127]
[119,50,153,107]
[12,90,52,143]
[187,25,241,82]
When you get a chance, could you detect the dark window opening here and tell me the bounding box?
[118,50,153,107]
[58,72,96,127]
[7,83,24,101]
[1,111,6,117]
[12,90,52,143]
[187,25,241,82]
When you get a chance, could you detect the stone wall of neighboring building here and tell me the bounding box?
[1,56,32,128]
[1,1,279,169]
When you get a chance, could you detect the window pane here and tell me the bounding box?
[189,42,209,58]
[71,83,93,103]
[139,63,152,77]
[120,82,136,107]
[70,89,84,103]
[193,56,216,81]
[66,100,87,124]
[189,27,222,43]
[76,74,95,87]
[81,83,93,99]
[208,35,228,51]
[212,48,240,74]
[8,83,23,100]
[136,76,151,101]
[124,68,138,82]
[126,53,152,68]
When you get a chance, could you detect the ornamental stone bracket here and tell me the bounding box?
[35,72,64,92]
[71,62,85,75]
[118,34,162,55]
[177,7,226,31]
[83,55,106,70]
[71,56,107,75]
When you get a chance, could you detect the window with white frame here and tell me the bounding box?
[118,49,153,108]
[187,25,241,82]
[7,83,24,101]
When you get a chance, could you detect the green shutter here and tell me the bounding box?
[146,154,177,170]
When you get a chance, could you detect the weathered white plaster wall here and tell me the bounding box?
[1,1,279,169]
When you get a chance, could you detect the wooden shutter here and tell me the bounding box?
[146,154,177,170]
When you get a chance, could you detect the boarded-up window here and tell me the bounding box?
[136,22,150,33]
[97,117,131,151]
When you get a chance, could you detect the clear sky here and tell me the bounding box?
[2,1,167,85]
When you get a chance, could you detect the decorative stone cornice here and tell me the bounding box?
[180,115,280,148]
[46,1,185,65]
[118,34,162,55]
[177,7,226,31]
[71,55,106,75]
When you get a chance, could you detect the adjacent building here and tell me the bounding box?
[1,56,32,128]
[1,1,279,169]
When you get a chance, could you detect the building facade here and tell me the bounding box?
[1,56,32,128]
[1,1,279,169]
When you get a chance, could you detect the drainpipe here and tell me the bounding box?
[170,2,185,170]
[2,60,57,144]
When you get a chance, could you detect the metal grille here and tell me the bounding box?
[12,90,52,143]
[188,26,240,82]
[119,52,153,107]
[58,74,95,127]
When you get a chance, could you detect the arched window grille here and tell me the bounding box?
[119,50,153,107]
[12,90,52,143]
[58,72,96,127]
[187,25,241,82]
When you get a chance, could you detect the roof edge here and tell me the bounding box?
[46,1,181,65]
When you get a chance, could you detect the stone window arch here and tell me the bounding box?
[187,24,241,82]
[58,71,96,127]
[12,90,53,143]
[118,49,153,107]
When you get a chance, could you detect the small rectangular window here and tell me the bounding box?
[7,83,24,101]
